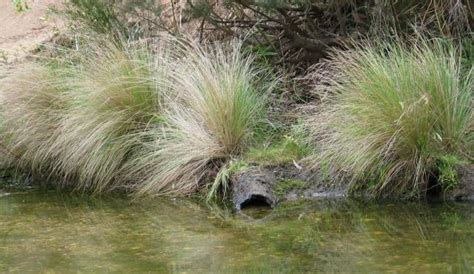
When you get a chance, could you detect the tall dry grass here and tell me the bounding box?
[128,40,272,196]
[305,38,473,198]
[0,39,170,193]
[0,36,273,196]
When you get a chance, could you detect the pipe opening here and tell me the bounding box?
[240,194,272,210]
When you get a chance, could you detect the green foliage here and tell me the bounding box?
[461,37,474,74]
[245,134,308,166]
[246,121,309,166]
[11,0,28,12]
[244,45,278,59]
[305,38,472,198]
[59,0,169,40]
[437,155,463,192]
[206,160,248,202]
[274,179,307,199]
[61,0,128,39]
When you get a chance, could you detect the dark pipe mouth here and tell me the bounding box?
[240,194,273,210]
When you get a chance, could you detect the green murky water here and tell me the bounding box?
[1,190,474,273]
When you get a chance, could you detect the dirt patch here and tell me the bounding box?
[0,0,63,63]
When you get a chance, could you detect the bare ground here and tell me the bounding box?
[0,0,63,63]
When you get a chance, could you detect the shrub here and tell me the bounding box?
[305,38,473,198]
[62,0,128,38]
[59,0,169,41]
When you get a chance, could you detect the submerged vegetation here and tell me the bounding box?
[304,39,473,198]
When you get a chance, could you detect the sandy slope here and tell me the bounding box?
[0,0,62,63]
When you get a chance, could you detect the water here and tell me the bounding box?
[1,190,474,273]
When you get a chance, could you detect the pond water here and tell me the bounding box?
[1,190,474,273]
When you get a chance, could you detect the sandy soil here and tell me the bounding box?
[0,0,63,63]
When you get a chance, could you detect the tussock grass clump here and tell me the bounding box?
[0,37,272,197]
[305,39,473,198]
[129,40,272,196]
[51,41,170,193]
[0,38,171,193]
[0,63,66,174]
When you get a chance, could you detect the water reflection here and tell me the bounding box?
[1,191,474,273]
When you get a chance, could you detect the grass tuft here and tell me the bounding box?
[305,38,473,198]
[0,35,276,197]
[437,155,464,192]
[1,37,170,193]
[0,63,67,176]
[206,159,248,202]
[130,39,273,196]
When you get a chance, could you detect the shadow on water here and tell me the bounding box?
[1,189,474,273]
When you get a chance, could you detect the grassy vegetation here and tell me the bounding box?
[304,38,473,198]
[245,136,308,166]
[206,159,248,202]
[0,62,67,176]
[0,38,168,193]
[0,36,274,196]
[12,0,29,12]
[274,179,307,199]
[126,39,273,196]
[2,0,472,201]
[244,120,309,166]
[437,155,465,192]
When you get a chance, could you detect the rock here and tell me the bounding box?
[448,164,474,201]
[231,167,277,210]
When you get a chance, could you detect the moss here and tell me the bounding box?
[245,135,308,166]
[274,179,307,199]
